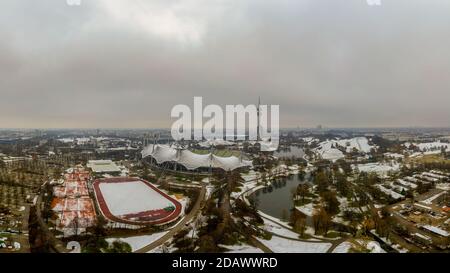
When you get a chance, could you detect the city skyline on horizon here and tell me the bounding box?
[1,0,450,128]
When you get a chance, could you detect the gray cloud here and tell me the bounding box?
[0,0,449,128]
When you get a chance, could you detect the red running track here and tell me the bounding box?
[93,177,182,225]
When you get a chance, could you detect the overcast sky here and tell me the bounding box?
[0,0,449,129]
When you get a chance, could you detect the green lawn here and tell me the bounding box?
[191,149,241,157]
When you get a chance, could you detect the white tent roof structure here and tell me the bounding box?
[141,144,252,171]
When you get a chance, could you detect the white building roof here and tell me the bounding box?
[422,225,449,237]
[141,144,252,171]
[87,160,121,173]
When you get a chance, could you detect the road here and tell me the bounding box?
[134,184,206,253]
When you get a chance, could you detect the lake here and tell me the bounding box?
[250,172,312,220]
[273,146,305,158]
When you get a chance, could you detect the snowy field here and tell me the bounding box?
[99,181,174,215]
[106,231,168,251]
[332,241,353,253]
[220,244,264,253]
[314,137,375,162]
[258,211,292,229]
[257,236,331,253]
[416,142,450,152]
[354,162,400,176]
[263,218,301,239]
[295,203,314,217]
[319,148,345,161]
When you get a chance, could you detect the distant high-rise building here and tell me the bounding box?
[257,96,261,141]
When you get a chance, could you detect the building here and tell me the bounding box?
[87,160,121,176]
[141,144,252,173]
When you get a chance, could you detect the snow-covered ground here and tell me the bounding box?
[262,218,300,239]
[257,236,331,253]
[332,241,353,253]
[358,240,386,253]
[106,231,168,251]
[320,148,345,162]
[258,211,292,229]
[99,181,175,215]
[333,240,386,253]
[436,183,450,191]
[370,230,408,253]
[231,181,258,199]
[336,137,373,153]
[314,137,376,162]
[416,142,450,152]
[295,203,314,217]
[220,244,264,253]
[205,185,214,199]
[147,241,178,253]
[354,162,400,176]
[314,140,345,161]
[241,170,261,182]
[423,172,447,180]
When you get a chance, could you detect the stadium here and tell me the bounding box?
[93,177,182,226]
[141,144,253,174]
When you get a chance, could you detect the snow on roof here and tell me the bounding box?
[414,203,432,211]
[421,191,446,205]
[413,232,431,241]
[106,231,168,252]
[396,179,417,189]
[141,144,252,171]
[422,225,449,237]
[87,160,121,173]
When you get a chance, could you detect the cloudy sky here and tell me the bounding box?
[0,0,449,129]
